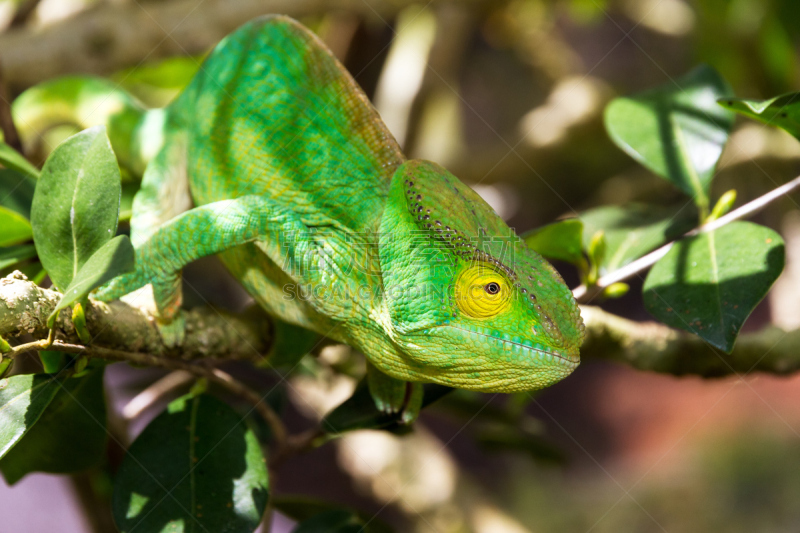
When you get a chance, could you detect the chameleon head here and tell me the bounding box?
[378,160,584,392]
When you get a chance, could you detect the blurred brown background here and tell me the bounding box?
[2,0,800,531]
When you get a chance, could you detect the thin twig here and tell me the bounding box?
[122,370,194,420]
[0,274,272,362]
[573,174,800,302]
[9,339,289,450]
[270,427,326,467]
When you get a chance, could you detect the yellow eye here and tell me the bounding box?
[454,264,512,318]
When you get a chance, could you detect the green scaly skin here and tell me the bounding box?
[14,16,584,419]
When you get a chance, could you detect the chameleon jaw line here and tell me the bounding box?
[438,324,580,367]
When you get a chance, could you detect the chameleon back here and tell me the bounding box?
[174,15,404,232]
[165,16,406,333]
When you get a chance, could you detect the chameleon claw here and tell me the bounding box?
[366,364,423,424]
[400,383,424,425]
[156,312,186,348]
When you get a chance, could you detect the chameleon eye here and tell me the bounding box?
[455,265,511,319]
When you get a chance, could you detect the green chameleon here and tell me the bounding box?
[15,15,583,421]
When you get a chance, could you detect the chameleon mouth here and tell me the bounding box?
[439,324,580,367]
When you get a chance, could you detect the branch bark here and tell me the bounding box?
[580,305,800,377]
[0,271,271,361]
[4,272,800,380]
[0,0,491,92]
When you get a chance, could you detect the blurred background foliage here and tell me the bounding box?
[2,0,800,532]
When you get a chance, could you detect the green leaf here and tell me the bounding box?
[0,374,61,459]
[112,394,269,533]
[13,77,145,171]
[0,206,32,247]
[266,319,321,368]
[580,203,696,275]
[643,222,784,352]
[0,244,37,271]
[0,141,40,180]
[273,496,394,533]
[0,356,11,378]
[48,235,134,327]
[718,92,800,141]
[522,219,584,264]
[0,368,107,484]
[605,65,734,213]
[323,382,451,434]
[31,126,122,292]
[0,168,35,219]
[38,351,66,373]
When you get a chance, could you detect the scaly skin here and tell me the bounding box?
[14,16,584,414]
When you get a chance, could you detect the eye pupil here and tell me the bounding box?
[485,282,500,295]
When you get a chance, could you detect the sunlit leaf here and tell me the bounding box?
[643,222,784,352]
[13,77,145,170]
[0,368,107,484]
[48,235,134,326]
[112,394,268,533]
[718,91,800,141]
[522,219,584,264]
[115,55,203,108]
[580,203,696,275]
[605,65,734,212]
[0,206,32,247]
[30,126,122,291]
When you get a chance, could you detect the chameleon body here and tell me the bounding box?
[15,16,584,417]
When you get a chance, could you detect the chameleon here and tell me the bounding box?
[14,15,584,421]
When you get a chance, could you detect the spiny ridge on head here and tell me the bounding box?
[399,159,584,353]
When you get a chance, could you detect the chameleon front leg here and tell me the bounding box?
[95,194,311,346]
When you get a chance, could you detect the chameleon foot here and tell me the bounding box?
[156,312,186,348]
[367,363,423,424]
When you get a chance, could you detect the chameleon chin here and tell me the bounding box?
[21,15,584,422]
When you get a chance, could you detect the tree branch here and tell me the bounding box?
[573,174,800,302]
[5,271,800,383]
[0,271,271,361]
[580,305,800,376]
[0,0,492,92]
